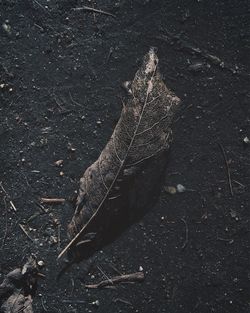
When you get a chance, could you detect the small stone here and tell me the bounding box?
[54,159,63,167]
[50,235,58,244]
[164,186,176,194]
[139,266,143,272]
[188,61,204,72]
[37,260,45,267]
[91,300,100,307]
[176,184,186,193]
[53,218,60,226]
[230,209,237,218]
[2,22,11,35]
[59,171,64,176]
[243,136,250,145]
[67,143,76,151]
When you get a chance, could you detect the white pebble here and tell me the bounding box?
[177,184,186,193]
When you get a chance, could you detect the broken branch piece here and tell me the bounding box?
[85,272,144,289]
[40,197,65,204]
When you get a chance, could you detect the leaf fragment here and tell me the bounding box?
[58,47,180,260]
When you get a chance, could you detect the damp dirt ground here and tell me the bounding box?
[0,0,250,312]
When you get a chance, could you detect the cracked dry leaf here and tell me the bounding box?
[1,294,33,313]
[58,47,181,260]
[0,256,38,313]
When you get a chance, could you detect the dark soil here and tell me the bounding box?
[0,0,250,312]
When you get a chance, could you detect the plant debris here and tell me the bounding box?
[40,198,66,204]
[58,48,180,260]
[85,272,145,289]
[0,256,41,313]
[72,6,116,19]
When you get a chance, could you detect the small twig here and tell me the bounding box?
[233,180,245,188]
[32,0,50,14]
[75,239,92,247]
[41,297,48,312]
[40,197,65,204]
[85,272,144,289]
[35,201,48,213]
[57,224,61,250]
[9,200,17,212]
[106,47,114,63]
[69,91,83,107]
[109,263,122,275]
[0,182,17,212]
[34,23,44,31]
[72,6,116,19]
[19,224,34,242]
[218,143,234,196]
[70,278,75,296]
[62,300,86,304]
[156,31,241,76]
[217,236,233,243]
[97,265,113,286]
[181,218,188,249]
[1,197,8,248]
[113,298,133,306]
[0,181,8,194]
[85,55,97,80]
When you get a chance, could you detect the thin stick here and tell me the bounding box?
[0,182,17,212]
[57,224,61,250]
[218,143,234,196]
[33,0,50,14]
[181,218,188,249]
[69,91,83,107]
[97,265,113,286]
[113,298,133,306]
[156,32,240,76]
[19,224,34,242]
[40,197,65,204]
[1,197,8,248]
[72,6,116,19]
[85,272,144,289]
[10,200,17,212]
[62,300,86,304]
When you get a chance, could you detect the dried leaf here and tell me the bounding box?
[1,294,33,313]
[0,256,38,313]
[58,48,180,260]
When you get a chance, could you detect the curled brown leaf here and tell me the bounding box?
[58,48,180,260]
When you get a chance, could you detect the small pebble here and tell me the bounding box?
[54,159,63,167]
[37,260,45,267]
[243,136,249,145]
[164,186,176,194]
[177,184,186,193]
[2,22,11,35]
[91,300,100,307]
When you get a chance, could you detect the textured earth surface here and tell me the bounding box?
[0,0,250,312]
